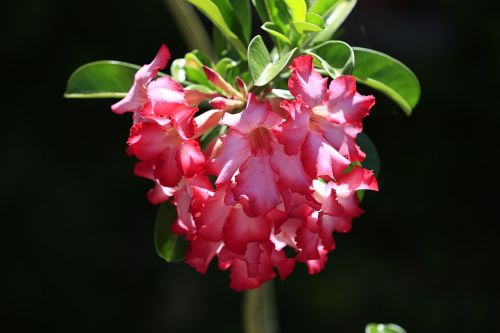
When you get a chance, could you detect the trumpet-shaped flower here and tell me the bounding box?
[279,56,375,180]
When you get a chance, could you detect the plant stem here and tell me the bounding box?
[162,0,215,59]
[243,281,279,333]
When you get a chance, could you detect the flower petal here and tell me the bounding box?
[153,148,183,187]
[176,140,205,178]
[112,44,170,114]
[301,132,351,179]
[321,121,365,162]
[306,247,328,275]
[194,109,225,139]
[221,94,272,134]
[223,206,271,254]
[278,100,310,155]
[327,75,375,124]
[185,239,222,274]
[270,143,311,195]
[288,55,328,107]
[127,122,173,162]
[209,132,251,185]
[233,152,281,217]
[197,188,232,242]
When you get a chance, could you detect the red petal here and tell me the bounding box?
[127,122,173,162]
[197,188,232,242]
[270,143,311,195]
[176,140,205,178]
[233,152,281,217]
[209,132,251,185]
[112,44,170,114]
[186,239,221,274]
[288,55,328,107]
[278,100,310,155]
[301,132,350,179]
[223,207,271,254]
[154,148,183,187]
[327,76,375,124]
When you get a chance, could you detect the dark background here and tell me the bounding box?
[1,0,498,332]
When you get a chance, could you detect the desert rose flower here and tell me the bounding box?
[110,44,379,291]
[208,94,311,217]
[279,55,376,180]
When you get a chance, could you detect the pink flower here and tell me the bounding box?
[177,184,295,291]
[208,94,311,217]
[110,47,379,291]
[127,121,205,188]
[112,44,170,115]
[279,56,376,179]
[111,44,215,201]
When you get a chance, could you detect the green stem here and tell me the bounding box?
[162,0,215,59]
[243,281,279,333]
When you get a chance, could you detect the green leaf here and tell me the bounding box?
[231,0,252,43]
[271,89,294,100]
[185,84,217,94]
[251,0,270,22]
[154,202,187,262]
[214,58,239,80]
[309,0,341,17]
[365,323,407,333]
[212,27,229,59]
[353,47,421,115]
[261,22,292,45]
[357,133,380,177]
[306,40,354,77]
[248,35,297,86]
[185,0,248,59]
[185,52,212,86]
[264,0,294,33]
[64,61,141,98]
[191,49,213,66]
[312,0,357,42]
[294,13,326,33]
[283,0,307,22]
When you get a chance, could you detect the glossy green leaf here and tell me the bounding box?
[306,40,354,77]
[353,47,421,115]
[248,35,297,86]
[231,0,252,43]
[283,0,307,22]
[212,0,233,21]
[212,27,229,59]
[154,202,187,262]
[264,0,294,33]
[294,13,326,33]
[185,84,217,94]
[312,0,357,42]
[185,0,247,59]
[309,0,340,17]
[64,61,141,98]
[271,89,294,100]
[191,49,213,66]
[185,53,212,86]
[214,58,239,80]
[357,133,380,177]
[251,0,270,22]
[261,22,292,45]
[365,323,407,333]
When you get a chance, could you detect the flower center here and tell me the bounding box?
[248,127,273,153]
[164,128,182,148]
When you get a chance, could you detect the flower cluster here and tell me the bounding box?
[113,44,378,291]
